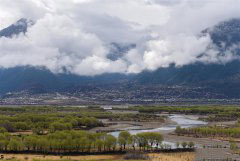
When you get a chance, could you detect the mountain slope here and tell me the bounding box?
[135,61,240,85]
[1,18,240,98]
[135,18,240,85]
[0,19,131,94]
[0,67,130,94]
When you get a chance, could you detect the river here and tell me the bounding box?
[110,114,207,147]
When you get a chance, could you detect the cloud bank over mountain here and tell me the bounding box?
[0,0,240,76]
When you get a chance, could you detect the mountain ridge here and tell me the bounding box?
[1,18,240,98]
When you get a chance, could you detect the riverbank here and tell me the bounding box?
[103,114,206,137]
[92,114,240,150]
[90,116,176,133]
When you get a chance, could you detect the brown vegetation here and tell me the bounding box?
[149,152,195,161]
[0,152,195,161]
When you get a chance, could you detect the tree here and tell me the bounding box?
[78,137,88,152]
[136,133,148,150]
[143,132,163,150]
[49,122,72,132]
[95,139,104,152]
[175,126,182,135]
[14,122,30,131]
[118,131,131,150]
[32,127,44,135]
[128,135,137,150]
[154,133,163,150]
[181,142,187,149]
[36,138,49,152]
[176,142,180,148]
[0,120,16,132]
[24,135,38,151]
[0,127,7,133]
[188,142,195,148]
[70,119,78,128]
[78,117,100,128]
[8,139,24,151]
[105,135,117,151]
[230,141,238,150]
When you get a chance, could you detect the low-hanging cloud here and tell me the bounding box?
[0,0,240,76]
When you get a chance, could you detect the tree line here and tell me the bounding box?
[0,114,103,133]
[0,106,165,124]
[129,106,240,116]
[0,111,165,134]
[175,126,240,138]
[199,113,238,122]
[0,130,170,154]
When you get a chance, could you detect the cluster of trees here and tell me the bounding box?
[0,106,166,127]
[109,113,165,122]
[230,141,238,150]
[175,142,195,149]
[118,131,163,151]
[200,115,238,122]
[130,106,240,116]
[76,111,165,122]
[0,114,103,133]
[175,126,240,138]
[0,106,100,113]
[128,106,240,122]
[0,106,167,135]
[0,131,167,153]
[0,106,105,117]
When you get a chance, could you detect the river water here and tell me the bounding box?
[110,114,207,147]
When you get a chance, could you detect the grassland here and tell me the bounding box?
[0,152,195,161]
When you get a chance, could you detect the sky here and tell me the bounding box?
[0,0,240,76]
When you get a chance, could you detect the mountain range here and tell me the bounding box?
[1,18,240,99]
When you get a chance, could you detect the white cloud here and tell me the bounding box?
[0,14,129,76]
[0,0,240,76]
[143,34,212,70]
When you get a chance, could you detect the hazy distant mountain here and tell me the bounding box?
[1,18,240,98]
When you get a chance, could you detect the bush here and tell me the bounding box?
[0,127,7,133]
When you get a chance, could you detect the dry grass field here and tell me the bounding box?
[0,152,195,161]
[0,154,122,161]
[149,152,195,161]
